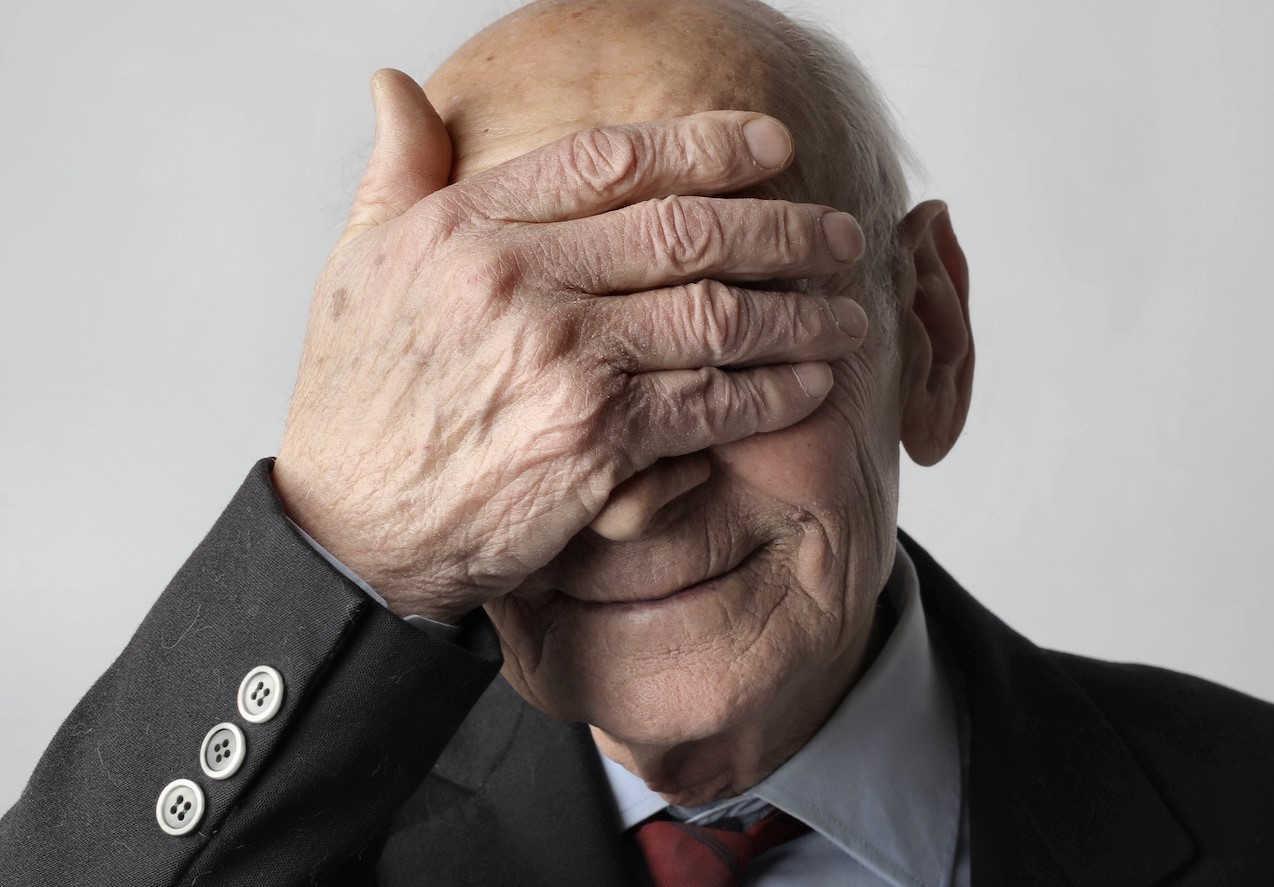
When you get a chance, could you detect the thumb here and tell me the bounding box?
[338,68,452,251]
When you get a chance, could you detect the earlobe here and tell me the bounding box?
[896,200,974,467]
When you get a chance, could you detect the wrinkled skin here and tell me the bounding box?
[275,0,973,805]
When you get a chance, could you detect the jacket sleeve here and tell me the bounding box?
[0,459,504,886]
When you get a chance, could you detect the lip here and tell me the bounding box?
[554,546,761,608]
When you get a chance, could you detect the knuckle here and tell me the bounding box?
[633,365,761,455]
[667,120,731,181]
[784,292,820,343]
[767,202,811,267]
[397,185,485,256]
[458,228,534,291]
[414,191,471,242]
[697,367,750,432]
[635,370,688,435]
[580,309,642,375]
[523,357,622,452]
[524,396,608,478]
[455,241,520,300]
[564,126,644,198]
[685,280,748,361]
[620,377,667,467]
[646,195,724,273]
[659,367,738,437]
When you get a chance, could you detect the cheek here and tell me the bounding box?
[710,353,901,518]
[710,409,857,514]
[711,374,901,587]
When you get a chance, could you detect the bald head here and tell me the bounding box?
[426,0,912,313]
[427,0,778,175]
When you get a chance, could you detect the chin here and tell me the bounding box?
[502,632,800,750]
[595,673,765,747]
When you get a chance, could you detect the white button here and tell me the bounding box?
[199,722,246,780]
[237,665,284,723]
[156,778,205,836]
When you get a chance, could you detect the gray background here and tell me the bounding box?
[2,0,1271,810]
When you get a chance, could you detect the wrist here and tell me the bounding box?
[270,458,482,625]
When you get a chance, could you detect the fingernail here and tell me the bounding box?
[743,118,793,169]
[830,297,869,339]
[792,362,833,398]
[822,212,864,263]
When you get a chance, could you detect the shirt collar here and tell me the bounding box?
[597,540,963,887]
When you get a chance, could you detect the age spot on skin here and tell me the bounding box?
[329,287,350,319]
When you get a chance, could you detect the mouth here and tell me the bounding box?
[554,545,763,609]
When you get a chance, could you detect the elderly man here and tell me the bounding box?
[3,0,1272,884]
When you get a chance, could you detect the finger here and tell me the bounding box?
[594,279,868,372]
[625,362,834,467]
[588,452,712,542]
[457,111,794,224]
[336,69,453,252]
[541,196,864,292]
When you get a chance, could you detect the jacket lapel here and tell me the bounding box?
[901,530,1194,887]
[379,677,643,886]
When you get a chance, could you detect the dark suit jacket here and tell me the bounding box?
[3,460,1273,885]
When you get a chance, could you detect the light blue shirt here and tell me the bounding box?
[598,542,972,887]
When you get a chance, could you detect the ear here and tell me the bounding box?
[896,200,974,467]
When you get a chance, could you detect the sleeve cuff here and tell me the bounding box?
[283,516,465,645]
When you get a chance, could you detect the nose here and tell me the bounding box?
[587,452,712,541]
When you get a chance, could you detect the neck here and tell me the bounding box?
[592,603,889,807]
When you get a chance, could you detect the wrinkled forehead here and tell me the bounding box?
[424,0,777,181]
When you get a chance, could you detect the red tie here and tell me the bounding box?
[634,809,811,887]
